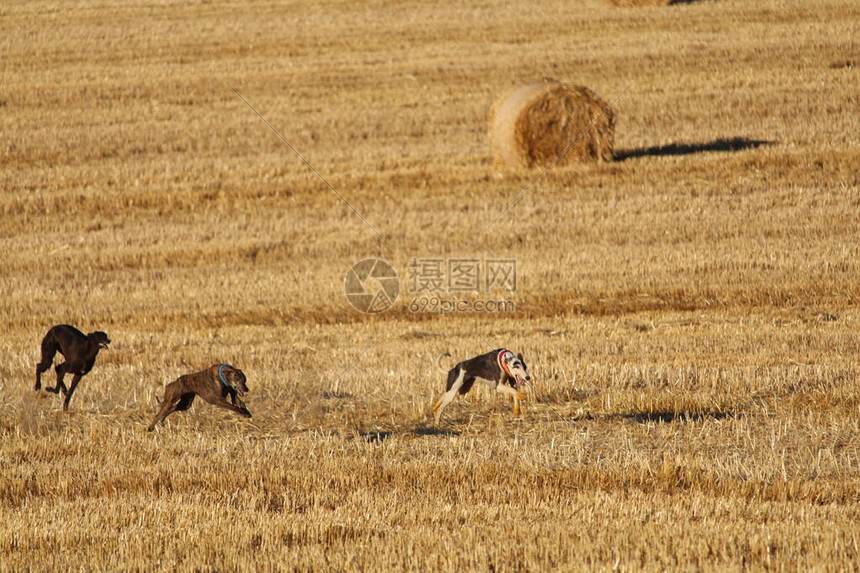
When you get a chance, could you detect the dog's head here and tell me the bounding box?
[503,352,531,387]
[89,331,111,350]
[222,366,248,396]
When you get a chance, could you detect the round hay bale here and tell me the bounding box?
[489,80,615,169]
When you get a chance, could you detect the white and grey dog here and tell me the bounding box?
[432,348,531,423]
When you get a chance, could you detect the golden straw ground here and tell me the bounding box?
[2,0,860,569]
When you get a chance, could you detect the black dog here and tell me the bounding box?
[35,325,110,411]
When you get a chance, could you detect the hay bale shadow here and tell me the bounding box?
[616,137,773,161]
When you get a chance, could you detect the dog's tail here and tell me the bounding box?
[436,352,452,373]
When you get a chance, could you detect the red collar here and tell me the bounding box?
[498,349,515,378]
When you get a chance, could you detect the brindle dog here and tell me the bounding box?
[35,324,111,411]
[148,364,251,431]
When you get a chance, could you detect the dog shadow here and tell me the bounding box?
[359,431,394,443]
[411,426,461,437]
[615,137,773,161]
[321,390,353,399]
[612,410,735,423]
[359,426,461,443]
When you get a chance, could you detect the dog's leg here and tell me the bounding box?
[504,390,523,417]
[505,393,522,417]
[148,399,177,431]
[62,374,82,411]
[211,398,252,419]
[496,384,526,417]
[496,384,526,402]
[148,392,193,431]
[228,390,247,409]
[433,368,466,423]
[174,393,195,412]
[35,362,51,391]
[35,331,59,391]
[46,363,68,394]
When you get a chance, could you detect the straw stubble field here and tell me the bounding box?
[2,0,860,569]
